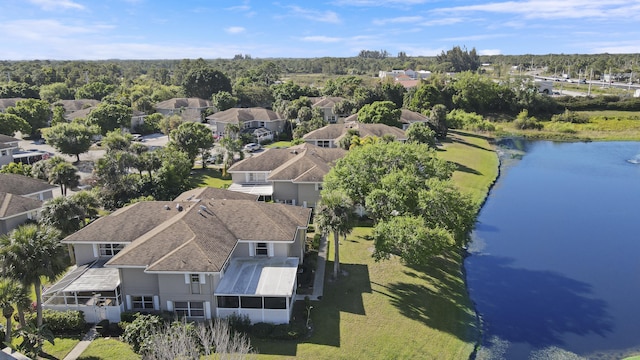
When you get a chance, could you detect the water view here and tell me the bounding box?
[466,141,640,359]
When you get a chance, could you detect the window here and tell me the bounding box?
[132,296,154,310]
[241,296,262,309]
[315,183,323,191]
[264,297,287,309]
[247,173,266,183]
[174,301,204,318]
[99,244,124,257]
[317,140,330,148]
[255,242,268,256]
[0,150,7,156]
[190,274,201,294]
[217,296,239,308]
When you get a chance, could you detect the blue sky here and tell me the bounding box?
[1,0,639,60]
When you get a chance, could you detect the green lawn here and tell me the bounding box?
[77,338,140,360]
[188,167,232,188]
[265,141,293,148]
[252,131,499,359]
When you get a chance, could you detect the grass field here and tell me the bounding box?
[77,338,140,360]
[188,167,232,188]
[251,131,499,359]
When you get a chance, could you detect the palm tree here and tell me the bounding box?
[0,224,68,327]
[48,162,79,196]
[0,277,30,344]
[314,190,355,279]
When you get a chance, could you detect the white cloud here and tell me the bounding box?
[422,17,464,26]
[0,19,109,40]
[226,5,251,11]
[300,36,342,43]
[441,33,508,42]
[373,16,423,26]
[28,0,85,11]
[286,5,341,23]
[433,0,640,21]
[332,0,431,6]
[225,26,246,34]
[479,48,502,55]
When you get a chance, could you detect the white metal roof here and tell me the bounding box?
[215,257,299,297]
[227,183,273,196]
[44,260,120,295]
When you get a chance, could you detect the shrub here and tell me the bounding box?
[551,109,589,123]
[26,310,85,334]
[227,313,251,334]
[251,322,274,338]
[120,311,138,323]
[122,313,162,353]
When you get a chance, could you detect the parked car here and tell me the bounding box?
[243,143,261,152]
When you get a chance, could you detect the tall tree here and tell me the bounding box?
[0,113,31,136]
[5,99,51,137]
[86,103,133,135]
[0,224,68,328]
[42,122,96,163]
[75,81,116,100]
[211,91,237,111]
[406,121,437,148]
[48,161,79,196]
[314,190,355,279]
[357,101,402,128]
[427,104,448,139]
[0,277,30,344]
[169,122,214,166]
[182,67,232,100]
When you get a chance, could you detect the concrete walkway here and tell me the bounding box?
[63,326,98,360]
[296,234,327,301]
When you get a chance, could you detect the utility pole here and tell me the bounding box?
[588,68,593,96]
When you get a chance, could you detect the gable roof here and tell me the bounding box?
[54,99,100,113]
[100,199,311,273]
[0,192,43,219]
[303,122,406,142]
[206,107,281,123]
[310,96,346,108]
[0,98,25,111]
[174,187,259,202]
[228,143,346,183]
[155,97,212,110]
[0,134,20,146]
[400,109,428,124]
[0,174,57,196]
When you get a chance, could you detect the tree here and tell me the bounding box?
[39,191,99,236]
[39,82,73,103]
[0,277,30,344]
[182,67,232,100]
[0,224,68,328]
[357,101,401,128]
[427,104,448,139]
[50,104,66,127]
[75,81,116,100]
[0,113,31,136]
[48,161,79,196]
[0,162,32,177]
[406,122,437,148]
[5,99,51,137]
[159,114,183,136]
[86,103,133,135]
[436,46,480,72]
[169,122,214,166]
[211,90,237,111]
[314,190,355,279]
[42,122,96,162]
[101,130,132,152]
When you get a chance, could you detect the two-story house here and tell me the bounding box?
[43,188,311,324]
[227,143,346,208]
[155,98,214,123]
[0,173,57,234]
[302,122,407,148]
[309,96,348,124]
[206,108,285,143]
[0,134,20,167]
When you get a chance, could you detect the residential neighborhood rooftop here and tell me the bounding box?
[0,173,58,196]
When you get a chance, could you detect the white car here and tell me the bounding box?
[243,143,261,152]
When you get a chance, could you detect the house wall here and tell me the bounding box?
[120,268,159,298]
[0,213,29,235]
[289,228,306,261]
[232,242,250,257]
[297,183,320,208]
[230,173,245,184]
[272,243,290,257]
[73,244,97,265]
[273,182,298,205]
[264,120,285,134]
[0,151,13,167]
[157,273,217,319]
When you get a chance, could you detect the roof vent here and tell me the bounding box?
[164,205,170,210]
[176,204,183,212]
[200,205,208,211]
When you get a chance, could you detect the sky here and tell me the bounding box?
[1,0,640,60]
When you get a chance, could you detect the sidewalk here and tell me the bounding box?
[296,234,327,301]
[63,326,98,360]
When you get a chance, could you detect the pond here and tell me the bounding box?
[466,140,640,359]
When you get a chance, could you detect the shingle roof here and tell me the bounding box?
[174,187,259,202]
[400,109,428,124]
[0,98,24,111]
[311,96,346,108]
[206,107,281,123]
[0,174,57,196]
[54,99,100,113]
[303,122,406,142]
[0,192,43,219]
[64,107,95,121]
[0,134,20,146]
[155,98,212,110]
[103,199,311,272]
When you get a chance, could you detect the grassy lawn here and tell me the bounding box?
[77,338,140,360]
[42,336,82,359]
[497,110,640,141]
[252,131,499,359]
[266,141,293,148]
[188,167,232,188]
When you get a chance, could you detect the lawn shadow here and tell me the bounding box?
[450,161,482,175]
[380,252,480,343]
[466,255,613,348]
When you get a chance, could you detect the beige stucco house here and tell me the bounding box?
[0,134,20,167]
[0,173,57,234]
[309,96,348,124]
[302,122,407,148]
[154,97,214,123]
[44,188,311,324]
[227,143,346,208]
[206,107,286,143]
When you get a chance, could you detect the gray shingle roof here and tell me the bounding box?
[400,109,428,124]
[311,96,346,108]
[173,187,259,202]
[206,107,281,123]
[155,98,212,110]
[0,98,24,111]
[0,134,20,145]
[0,192,43,218]
[303,122,406,142]
[54,99,100,113]
[0,174,57,196]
